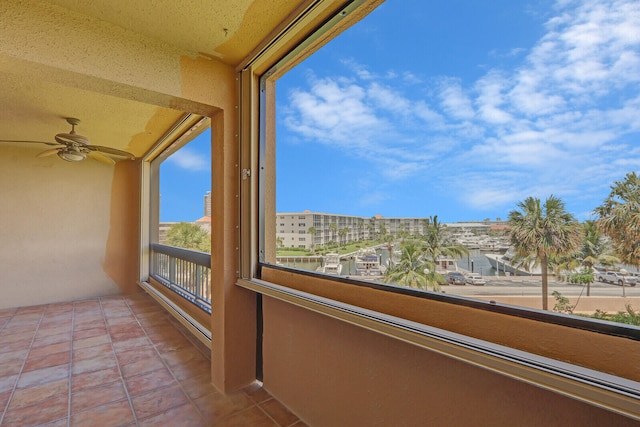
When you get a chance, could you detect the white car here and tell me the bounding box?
[465,273,486,286]
[597,271,637,286]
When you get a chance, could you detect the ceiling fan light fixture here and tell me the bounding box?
[57,147,86,162]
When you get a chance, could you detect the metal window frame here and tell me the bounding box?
[242,0,640,421]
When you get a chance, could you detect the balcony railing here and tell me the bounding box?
[150,243,212,313]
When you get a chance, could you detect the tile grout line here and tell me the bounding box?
[122,296,210,424]
[231,400,282,426]
[0,308,17,334]
[126,294,301,426]
[0,306,46,426]
[97,297,140,427]
[67,301,77,427]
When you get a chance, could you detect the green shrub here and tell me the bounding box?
[568,272,593,284]
[552,291,574,314]
[583,305,640,326]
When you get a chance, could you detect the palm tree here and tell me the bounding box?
[357,219,365,241]
[595,173,640,297]
[367,223,376,241]
[578,220,619,296]
[421,218,431,236]
[384,240,442,291]
[421,215,468,268]
[329,222,338,243]
[378,223,387,240]
[397,226,410,243]
[508,196,581,310]
[338,227,350,247]
[307,226,317,253]
[595,172,640,267]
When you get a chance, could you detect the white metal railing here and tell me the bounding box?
[150,243,211,313]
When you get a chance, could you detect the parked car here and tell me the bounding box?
[597,271,637,286]
[465,273,486,286]
[445,271,466,285]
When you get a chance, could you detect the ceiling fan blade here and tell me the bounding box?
[89,145,135,159]
[88,151,116,165]
[36,148,61,158]
[55,133,89,146]
[0,139,59,146]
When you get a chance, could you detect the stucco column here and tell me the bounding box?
[207,80,257,394]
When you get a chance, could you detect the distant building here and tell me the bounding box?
[204,191,211,217]
[276,211,503,250]
[195,216,211,234]
[275,211,429,250]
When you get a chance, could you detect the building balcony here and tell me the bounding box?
[0,292,305,427]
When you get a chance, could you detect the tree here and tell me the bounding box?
[166,222,211,253]
[367,223,375,240]
[329,222,338,243]
[508,196,581,310]
[382,233,395,265]
[384,240,442,292]
[378,223,387,239]
[595,172,640,298]
[307,226,317,252]
[577,220,619,296]
[338,227,350,247]
[397,226,410,242]
[595,172,640,267]
[421,215,468,267]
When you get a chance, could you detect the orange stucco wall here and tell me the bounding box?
[103,159,141,293]
[0,145,140,309]
[262,267,640,383]
[262,296,638,426]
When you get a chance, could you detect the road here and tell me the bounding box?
[443,276,640,298]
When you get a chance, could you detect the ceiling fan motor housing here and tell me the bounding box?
[57,146,86,162]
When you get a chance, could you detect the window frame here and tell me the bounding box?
[139,113,210,280]
[250,0,640,343]
[236,0,640,419]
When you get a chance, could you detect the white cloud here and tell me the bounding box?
[438,79,475,120]
[475,72,513,124]
[168,148,208,171]
[280,0,640,215]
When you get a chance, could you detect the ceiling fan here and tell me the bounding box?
[0,117,135,164]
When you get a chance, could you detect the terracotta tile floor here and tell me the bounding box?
[0,292,306,427]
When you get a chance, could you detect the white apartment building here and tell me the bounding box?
[276,211,435,250]
[276,211,500,250]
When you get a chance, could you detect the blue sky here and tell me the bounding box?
[161,0,640,223]
[276,0,640,222]
[160,128,211,222]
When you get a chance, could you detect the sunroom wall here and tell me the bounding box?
[0,146,140,309]
[262,295,638,426]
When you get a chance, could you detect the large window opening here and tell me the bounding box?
[148,116,212,313]
[158,127,212,252]
[268,0,640,329]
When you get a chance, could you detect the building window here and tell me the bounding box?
[260,0,640,343]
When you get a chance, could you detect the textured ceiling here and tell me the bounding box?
[0,0,302,161]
